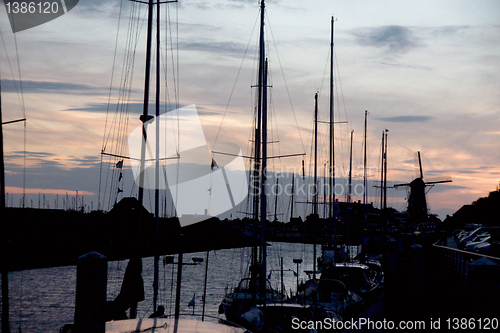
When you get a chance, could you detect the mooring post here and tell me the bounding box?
[75,251,107,333]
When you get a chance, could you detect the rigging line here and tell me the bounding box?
[332,45,350,174]
[12,25,25,118]
[173,2,180,110]
[212,11,260,151]
[0,28,24,117]
[106,1,142,148]
[99,0,124,210]
[333,46,349,128]
[111,3,145,209]
[101,0,124,153]
[163,5,181,152]
[317,44,331,102]
[169,7,181,213]
[102,2,138,207]
[162,3,176,112]
[266,14,306,155]
[1,29,28,211]
[173,3,180,110]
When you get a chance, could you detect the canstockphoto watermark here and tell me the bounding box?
[258,164,380,181]
[249,178,367,197]
[128,105,248,226]
[291,317,427,330]
[248,171,372,198]
[3,1,79,33]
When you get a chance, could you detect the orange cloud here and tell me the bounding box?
[5,186,94,196]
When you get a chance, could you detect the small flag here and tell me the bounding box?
[116,160,124,169]
[188,294,195,307]
[118,172,123,182]
[118,188,123,193]
[211,158,218,170]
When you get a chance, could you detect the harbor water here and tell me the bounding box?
[2,242,320,332]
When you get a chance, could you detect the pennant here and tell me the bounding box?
[188,294,195,307]
[211,158,218,170]
[116,160,124,169]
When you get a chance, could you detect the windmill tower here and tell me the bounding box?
[394,152,451,222]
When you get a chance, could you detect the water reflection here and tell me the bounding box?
[3,242,315,332]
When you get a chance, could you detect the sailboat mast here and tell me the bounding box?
[1,66,12,333]
[313,92,318,281]
[138,0,177,314]
[380,131,384,210]
[323,164,327,218]
[348,130,353,203]
[259,57,268,303]
[363,110,368,205]
[383,130,388,209]
[313,92,318,216]
[256,0,268,305]
[0,73,4,212]
[328,16,337,265]
[329,16,335,219]
[138,0,154,211]
[251,0,266,278]
[380,129,388,210]
[274,176,279,221]
[290,173,295,219]
[153,0,161,313]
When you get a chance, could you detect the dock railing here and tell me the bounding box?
[432,237,500,317]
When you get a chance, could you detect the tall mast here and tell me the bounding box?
[348,130,353,203]
[259,57,268,304]
[137,0,177,314]
[273,176,279,221]
[313,92,318,216]
[290,173,295,219]
[251,0,266,280]
[257,0,268,304]
[313,92,318,282]
[383,130,388,210]
[153,0,161,313]
[138,0,154,209]
[329,16,335,219]
[323,164,327,218]
[380,131,384,210]
[363,110,368,205]
[328,15,337,266]
[0,72,5,214]
[1,65,11,333]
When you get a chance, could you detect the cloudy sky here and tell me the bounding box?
[1,0,499,220]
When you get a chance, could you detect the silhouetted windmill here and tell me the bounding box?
[394,151,451,222]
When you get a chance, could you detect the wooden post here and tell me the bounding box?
[75,251,107,333]
[174,252,183,320]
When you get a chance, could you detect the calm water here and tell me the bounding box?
[1,242,316,332]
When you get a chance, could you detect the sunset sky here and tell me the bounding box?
[1,0,499,220]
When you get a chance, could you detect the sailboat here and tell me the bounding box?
[290,17,386,321]
[218,1,287,326]
[218,2,346,331]
[61,0,250,332]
